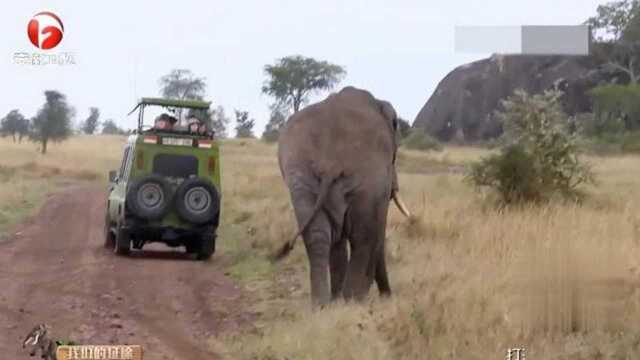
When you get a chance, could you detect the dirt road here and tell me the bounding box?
[0,185,252,359]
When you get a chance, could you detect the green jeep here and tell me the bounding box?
[104,97,221,260]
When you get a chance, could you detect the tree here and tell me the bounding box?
[396,117,412,140]
[604,40,640,84]
[81,107,100,135]
[262,106,287,143]
[234,110,255,138]
[158,69,207,100]
[587,0,639,41]
[262,55,346,113]
[1,110,29,143]
[210,106,230,138]
[101,119,126,135]
[30,90,74,154]
[587,0,640,84]
[16,116,29,142]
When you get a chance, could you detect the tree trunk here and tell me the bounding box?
[12,134,16,143]
[41,138,48,154]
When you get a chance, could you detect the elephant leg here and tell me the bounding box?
[343,203,378,301]
[375,244,391,297]
[330,238,348,300]
[343,241,374,301]
[343,189,391,301]
[303,221,332,308]
[288,178,333,308]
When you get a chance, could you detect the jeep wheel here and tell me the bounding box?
[114,226,130,255]
[127,175,173,220]
[196,234,216,261]
[175,178,219,225]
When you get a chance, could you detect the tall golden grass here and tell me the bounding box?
[0,136,125,237]
[2,136,640,358]
[220,141,640,359]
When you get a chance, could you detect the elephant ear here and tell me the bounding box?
[379,100,398,131]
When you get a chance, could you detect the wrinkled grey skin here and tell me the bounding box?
[276,86,401,307]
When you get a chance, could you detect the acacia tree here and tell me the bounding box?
[159,69,207,100]
[159,69,207,125]
[1,110,29,143]
[101,119,126,135]
[234,110,255,138]
[262,55,346,113]
[30,90,74,154]
[82,107,100,134]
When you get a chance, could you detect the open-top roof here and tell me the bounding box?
[128,97,211,115]
[139,97,211,109]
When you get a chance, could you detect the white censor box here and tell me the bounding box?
[455,25,590,55]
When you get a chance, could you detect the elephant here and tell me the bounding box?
[275,86,411,307]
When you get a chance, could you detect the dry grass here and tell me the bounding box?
[3,136,640,358]
[0,136,125,237]
[222,143,640,359]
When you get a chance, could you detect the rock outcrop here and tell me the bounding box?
[414,55,607,142]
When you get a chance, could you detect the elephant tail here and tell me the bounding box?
[272,175,336,262]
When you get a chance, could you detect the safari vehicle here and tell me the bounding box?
[104,97,221,260]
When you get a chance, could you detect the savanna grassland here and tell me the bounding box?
[2,136,640,359]
[0,136,122,239]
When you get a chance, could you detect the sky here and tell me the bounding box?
[1,0,606,136]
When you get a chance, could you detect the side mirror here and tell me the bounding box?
[108,170,118,183]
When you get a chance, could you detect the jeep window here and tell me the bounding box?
[153,154,198,178]
[118,147,130,180]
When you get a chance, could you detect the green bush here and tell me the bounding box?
[467,89,595,204]
[401,129,442,151]
[577,131,640,155]
[468,145,542,203]
[589,84,640,133]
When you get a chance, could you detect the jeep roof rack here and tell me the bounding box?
[128,97,212,131]
[138,97,211,110]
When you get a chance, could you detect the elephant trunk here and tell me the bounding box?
[392,191,412,218]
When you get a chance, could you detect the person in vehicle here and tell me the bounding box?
[187,115,210,135]
[154,113,177,130]
[187,115,201,133]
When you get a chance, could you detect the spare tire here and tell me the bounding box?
[126,174,173,220]
[175,178,219,225]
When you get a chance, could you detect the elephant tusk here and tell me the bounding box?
[392,191,412,218]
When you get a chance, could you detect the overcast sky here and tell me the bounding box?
[1,0,605,135]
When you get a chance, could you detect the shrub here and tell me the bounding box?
[589,84,640,133]
[401,129,442,151]
[577,131,640,155]
[467,89,595,204]
[468,144,542,203]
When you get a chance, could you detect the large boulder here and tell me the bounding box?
[414,55,607,142]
